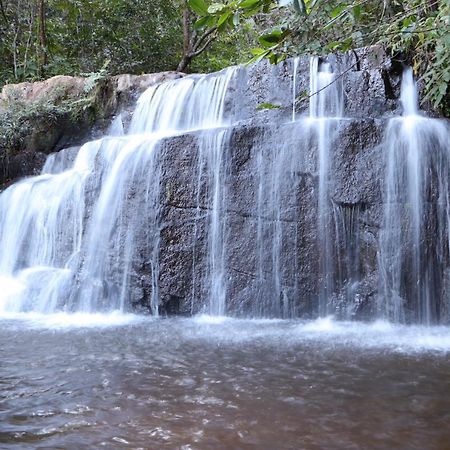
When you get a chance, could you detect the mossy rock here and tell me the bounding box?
[0,71,184,187]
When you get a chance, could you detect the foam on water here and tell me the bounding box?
[0,311,145,329]
[193,314,232,324]
[294,318,450,353]
[193,314,284,325]
[1,312,450,353]
[185,316,450,354]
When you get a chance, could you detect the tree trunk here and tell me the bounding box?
[178,1,192,72]
[177,1,218,72]
[177,54,191,72]
[37,0,47,77]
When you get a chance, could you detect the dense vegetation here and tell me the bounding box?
[190,0,449,113]
[0,0,252,83]
[0,0,448,113]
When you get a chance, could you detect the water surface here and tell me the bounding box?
[1,315,450,449]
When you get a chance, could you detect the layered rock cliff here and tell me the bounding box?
[1,47,449,323]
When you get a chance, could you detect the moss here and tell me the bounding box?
[0,76,116,158]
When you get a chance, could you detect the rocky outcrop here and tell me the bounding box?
[0,71,183,187]
[114,48,448,321]
[141,48,404,318]
[148,120,386,318]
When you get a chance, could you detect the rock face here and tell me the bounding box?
[141,49,404,319]
[147,50,448,322]
[1,47,449,323]
[151,120,385,319]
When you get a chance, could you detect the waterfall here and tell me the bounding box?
[379,68,450,324]
[292,57,299,122]
[1,55,449,323]
[308,56,344,316]
[192,129,231,316]
[251,56,345,318]
[309,57,343,119]
[0,68,238,315]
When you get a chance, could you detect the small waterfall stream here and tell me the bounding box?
[379,69,450,324]
[308,57,344,316]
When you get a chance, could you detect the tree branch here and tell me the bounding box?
[182,1,191,55]
[190,32,217,58]
[192,26,217,53]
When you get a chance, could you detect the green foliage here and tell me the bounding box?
[0,0,447,115]
[189,0,449,115]
[0,91,82,155]
[256,102,281,110]
[0,75,112,156]
[0,0,183,86]
[0,0,254,86]
[190,24,256,72]
[378,0,449,112]
[81,60,111,94]
[189,0,209,16]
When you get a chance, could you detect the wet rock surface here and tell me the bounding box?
[150,119,389,319]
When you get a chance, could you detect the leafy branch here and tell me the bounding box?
[188,0,449,115]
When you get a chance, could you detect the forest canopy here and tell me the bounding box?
[0,0,448,113]
[0,0,252,83]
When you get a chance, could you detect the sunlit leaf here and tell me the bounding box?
[188,0,209,16]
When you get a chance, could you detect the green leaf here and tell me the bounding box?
[217,11,231,28]
[339,37,353,52]
[250,47,266,56]
[188,0,209,16]
[194,16,212,30]
[352,5,361,21]
[402,17,414,28]
[256,102,281,110]
[258,29,283,48]
[331,5,346,18]
[208,2,226,14]
[248,47,271,64]
[327,41,342,50]
[239,0,260,8]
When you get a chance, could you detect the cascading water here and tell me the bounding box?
[192,129,232,316]
[252,56,344,318]
[308,56,344,316]
[379,68,450,324]
[0,55,449,324]
[0,68,238,315]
